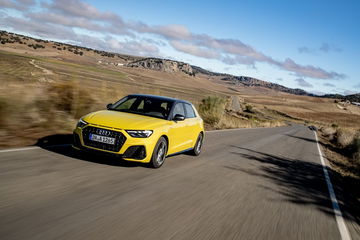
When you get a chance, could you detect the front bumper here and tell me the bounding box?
[73,125,157,163]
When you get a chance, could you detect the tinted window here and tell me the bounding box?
[116,97,136,110]
[184,103,196,118]
[172,103,185,117]
[110,96,173,119]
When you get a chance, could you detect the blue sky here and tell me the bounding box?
[1,0,359,95]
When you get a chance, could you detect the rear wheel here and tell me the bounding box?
[190,133,203,156]
[149,137,167,168]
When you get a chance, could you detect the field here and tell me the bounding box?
[0,37,360,149]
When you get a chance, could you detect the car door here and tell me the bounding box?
[183,103,199,147]
[167,102,189,154]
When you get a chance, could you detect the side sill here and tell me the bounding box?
[166,147,193,158]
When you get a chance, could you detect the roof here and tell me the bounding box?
[128,94,192,104]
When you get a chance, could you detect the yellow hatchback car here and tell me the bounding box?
[73,94,204,168]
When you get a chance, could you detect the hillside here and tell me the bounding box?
[323,93,360,102]
[0,30,319,97]
[345,94,360,102]
[1,29,359,149]
[220,76,310,95]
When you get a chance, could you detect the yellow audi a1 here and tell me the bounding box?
[73,94,204,168]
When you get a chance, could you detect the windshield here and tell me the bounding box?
[109,96,174,120]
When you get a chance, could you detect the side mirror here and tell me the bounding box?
[173,114,185,121]
[106,103,113,109]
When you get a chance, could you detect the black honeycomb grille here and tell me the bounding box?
[82,126,126,152]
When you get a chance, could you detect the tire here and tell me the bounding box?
[149,137,168,168]
[190,133,203,156]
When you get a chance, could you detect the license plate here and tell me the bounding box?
[89,133,115,145]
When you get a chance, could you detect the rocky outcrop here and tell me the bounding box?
[126,58,194,76]
[221,76,309,95]
[323,93,360,102]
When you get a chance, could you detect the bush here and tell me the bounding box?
[351,133,360,162]
[42,81,95,119]
[244,104,253,113]
[321,127,337,140]
[0,97,8,128]
[198,96,226,125]
[334,128,356,148]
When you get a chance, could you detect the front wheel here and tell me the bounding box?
[190,133,203,156]
[149,137,168,168]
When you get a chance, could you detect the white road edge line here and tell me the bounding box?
[0,144,71,153]
[314,131,352,240]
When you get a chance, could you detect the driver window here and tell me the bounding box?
[172,103,185,117]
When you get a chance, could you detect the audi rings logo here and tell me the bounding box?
[96,129,110,136]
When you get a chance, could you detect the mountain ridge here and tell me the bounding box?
[1,30,357,99]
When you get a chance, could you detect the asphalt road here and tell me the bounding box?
[0,125,358,240]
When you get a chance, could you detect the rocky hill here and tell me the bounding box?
[220,76,309,95]
[4,30,355,98]
[191,65,310,95]
[344,93,360,102]
[127,58,194,76]
[191,65,225,76]
[323,93,360,102]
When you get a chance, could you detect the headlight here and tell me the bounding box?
[76,119,88,128]
[126,130,153,138]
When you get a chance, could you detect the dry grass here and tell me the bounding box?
[335,128,357,148]
[198,96,227,125]
[215,113,284,129]
[0,47,359,148]
[352,134,360,171]
[44,81,96,119]
[241,91,360,129]
[198,96,287,130]
[319,126,360,178]
[0,81,99,148]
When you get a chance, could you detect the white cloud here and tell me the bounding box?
[0,0,347,81]
[170,40,220,59]
[298,42,342,54]
[295,78,313,88]
[323,83,335,87]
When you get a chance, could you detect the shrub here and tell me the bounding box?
[351,133,360,162]
[44,81,95,119]
[244,104,253,113]
[0,97,8,128]
[198,96,226,125]
[334,128,356,148]
[321,127,337,140]
[331,123,338,128]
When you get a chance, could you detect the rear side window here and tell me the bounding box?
[184,103,196,118]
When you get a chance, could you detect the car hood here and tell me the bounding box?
[82,110,168,129]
